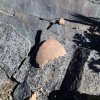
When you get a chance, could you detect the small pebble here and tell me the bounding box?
[59,18,65,25]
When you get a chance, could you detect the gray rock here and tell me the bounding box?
[13,81,31,100]
[27,41,76,100]
[0,12,49,44]
[78,50,100,95]
[0,0,100,19]
[13,57,31,83]
[0,23,31,77]
[27,55,68,91]
[12,28,76,100]
[48,24,65,36]
[0,0,100,99]
[0,66,8,86]
[60,47,90,92]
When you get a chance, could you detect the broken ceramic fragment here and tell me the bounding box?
[36,39,66,67]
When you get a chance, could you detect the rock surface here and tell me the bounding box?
[0,23,31,77]
[78,50,100,95]
[0,0,100,100]
[13,81,31,100]
[0,67,8,86]
[13,57,30,83]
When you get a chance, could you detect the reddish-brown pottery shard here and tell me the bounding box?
[36,39,66,67]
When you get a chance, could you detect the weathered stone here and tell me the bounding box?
[13,57,31,83]
[13,81,31,100]
[0,12,49,44]
[0,0,100,19]
[27,55,69,92]
[27,40,75,95]
[0,0,100,100]
[36,39,66,67]
[0,23,31,77]
[0,67,8,86]
[78,50,100,95]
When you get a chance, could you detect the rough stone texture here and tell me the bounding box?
[0,0,100,19]
[0,0,100,100]
[0,23,31,77]
[27,41,76,100]
[13,57,31,83]
[36,39,66,66]
[0,12,49,44]
[0,67,8,86]
[27,55,72,99]
[78,50,100,95]
[13,81,31,100]
[0,79,16,100]
[12,33,76,100]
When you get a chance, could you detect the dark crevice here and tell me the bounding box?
[11,58,26,81]
[38,17,64,30]
[0,66,10,79]
[37,13,100,33]
[18,58,26,70]
[47,22,54,30]
[38,13,100,33]
[11,76,20,84]
[11,83,20,99]
[35,13,100,32]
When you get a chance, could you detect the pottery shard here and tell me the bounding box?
[59,18,65,25]
[36,39,66,66]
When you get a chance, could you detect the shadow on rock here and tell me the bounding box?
[28,30,45,68]
[28,30,42,56]
[73,32,100,52]
[88,57,100,73]
[29,41,45,68]
[48,90,100,100]
[68,13,100,33]
[48,47,91,100]
[73,32,100,73]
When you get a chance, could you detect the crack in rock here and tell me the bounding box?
[0,23,31,78]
